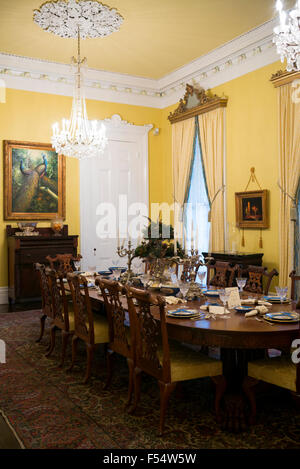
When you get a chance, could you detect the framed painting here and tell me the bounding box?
[235,190,269,229]
[3,140,65,220]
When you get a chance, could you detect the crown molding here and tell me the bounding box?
[0,17,280,109]
[270,69,300,87]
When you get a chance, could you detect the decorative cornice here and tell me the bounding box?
[0,17,280,108]
[270,69,300,87]
[168,84,228,123]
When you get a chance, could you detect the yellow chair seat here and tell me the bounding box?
[248,357,297,392]
[158,341,223,382]
[93,316,109,344]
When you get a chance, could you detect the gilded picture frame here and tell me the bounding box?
[235,190,269,229]
[3,140,66,220]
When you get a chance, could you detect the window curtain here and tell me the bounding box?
[172,117,195,238]
[278,83,300,287]
[198,108,225,252]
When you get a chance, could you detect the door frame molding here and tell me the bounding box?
[79,114,153,263]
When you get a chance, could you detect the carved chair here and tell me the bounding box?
[67,272,109,384]
[243,342,300,424]
[46,253,82,276]
[125,286,226,435]
[45,268,75,367]
[34,263,53,343]
[237,265,278,295]
[95,278,135,406]
[289,271,300,308]
[206,261,237,288]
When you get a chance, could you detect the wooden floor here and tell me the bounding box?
[0,301,40,449]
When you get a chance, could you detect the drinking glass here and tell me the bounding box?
[275,286,288,304]
[73,260,81,272]
[236,277,247,293]
[178,281,190,299]
[112,268,122,281]
[219,289,230,308]
[197,271,206,287]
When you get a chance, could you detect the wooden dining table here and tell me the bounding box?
[87,285,299,430]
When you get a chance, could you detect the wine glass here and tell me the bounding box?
[236,277,247,294]
[275,286,288,304]
[219,289,230,308]
[197,271,206,287]
[178,281,190,299]
[73,259,81,272]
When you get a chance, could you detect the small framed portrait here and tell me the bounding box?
[235,190,269,229]
[3,140,65,220]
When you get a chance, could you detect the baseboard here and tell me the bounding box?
[0,287,8,305]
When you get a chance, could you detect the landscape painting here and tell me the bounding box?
[4,140,65,220]
[235,190,268,229]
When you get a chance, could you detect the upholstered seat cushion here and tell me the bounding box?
[93,316,109,344]
[158,341,223,382]
[248,357,297,392]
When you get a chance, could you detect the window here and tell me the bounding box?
[184,124,210,274]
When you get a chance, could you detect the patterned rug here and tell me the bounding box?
[0,310,299,449]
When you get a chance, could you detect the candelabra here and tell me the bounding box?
[175,250,207,300]
[117,240,136,284]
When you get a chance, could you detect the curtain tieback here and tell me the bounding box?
[208,185,225,222]
[277,180,297,221]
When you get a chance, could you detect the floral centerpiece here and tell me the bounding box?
[134,220,185,285]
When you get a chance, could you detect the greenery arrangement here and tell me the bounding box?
[134,220,185,259]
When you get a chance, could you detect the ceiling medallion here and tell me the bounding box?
[33,0,123,160]
[273,0,300,72]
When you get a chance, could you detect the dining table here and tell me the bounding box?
[85,282,300,431]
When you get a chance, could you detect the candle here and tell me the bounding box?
[191,219,194,250]
[195,224,199,252]
[184,227,187,254]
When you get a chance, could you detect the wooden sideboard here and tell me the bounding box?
[7,225,78,304]
[202,251,263,267]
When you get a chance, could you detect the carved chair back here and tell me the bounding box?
[125,287,171,383]
[237,265,278,295]
[67,273,95,344]
[46,253,82,276]
[206,261,237,288]
[96,278,134,360]
[46,268,70,331]
[34,263,53,318]
[289,271,300,309]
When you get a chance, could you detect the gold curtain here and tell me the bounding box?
[278,83,300,287]
[172,117,195,239]
[198,108,225,252]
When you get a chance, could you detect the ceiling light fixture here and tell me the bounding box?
[273,0,300,72]
[33,0,123,159]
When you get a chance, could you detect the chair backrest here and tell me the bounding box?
[46,268,70,331]
[46,253,82,276]
[95,278,133,359]
[206,261,237,288]
[237,265,278,295]
[289,271,300,301]
[34,262,53,318]
[125,286,171,382]
[67,272,94,344]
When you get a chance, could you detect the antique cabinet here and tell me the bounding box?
[202,251,263,267]
[7,225,78,304]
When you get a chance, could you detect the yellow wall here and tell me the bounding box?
[0,89,162,287]
[159,61,282,273]
[0,60,284,287]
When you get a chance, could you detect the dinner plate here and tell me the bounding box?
[234,306,253,313]
[264,312,300,323]
[202,290,219,297]
[263,296,290,304]
[167,308,199,318]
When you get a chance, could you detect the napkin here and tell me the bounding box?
[241,299,272,306]
[245,310,258,317]
[209,305,228,315]
[255,305,269,314]
[200,305,208,311]
[164,296,187,305]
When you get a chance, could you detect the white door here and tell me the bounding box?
[80,114,152,271]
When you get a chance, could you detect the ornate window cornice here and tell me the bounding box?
[168,84,228,124]
[270,69,300,88]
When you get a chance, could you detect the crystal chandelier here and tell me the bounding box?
[33,0,123,159]
[273,0,300,72]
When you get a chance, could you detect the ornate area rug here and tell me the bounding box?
[0,310,299,449]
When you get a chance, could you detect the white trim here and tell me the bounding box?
[0,287,9,305]
[0,18,280,108]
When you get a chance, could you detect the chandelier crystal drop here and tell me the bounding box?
[33,0,123,159]
[273,0,300,72]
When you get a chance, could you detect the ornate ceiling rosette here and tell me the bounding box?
[33,0,123,39]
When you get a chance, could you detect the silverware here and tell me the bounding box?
[255,316,275,326]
